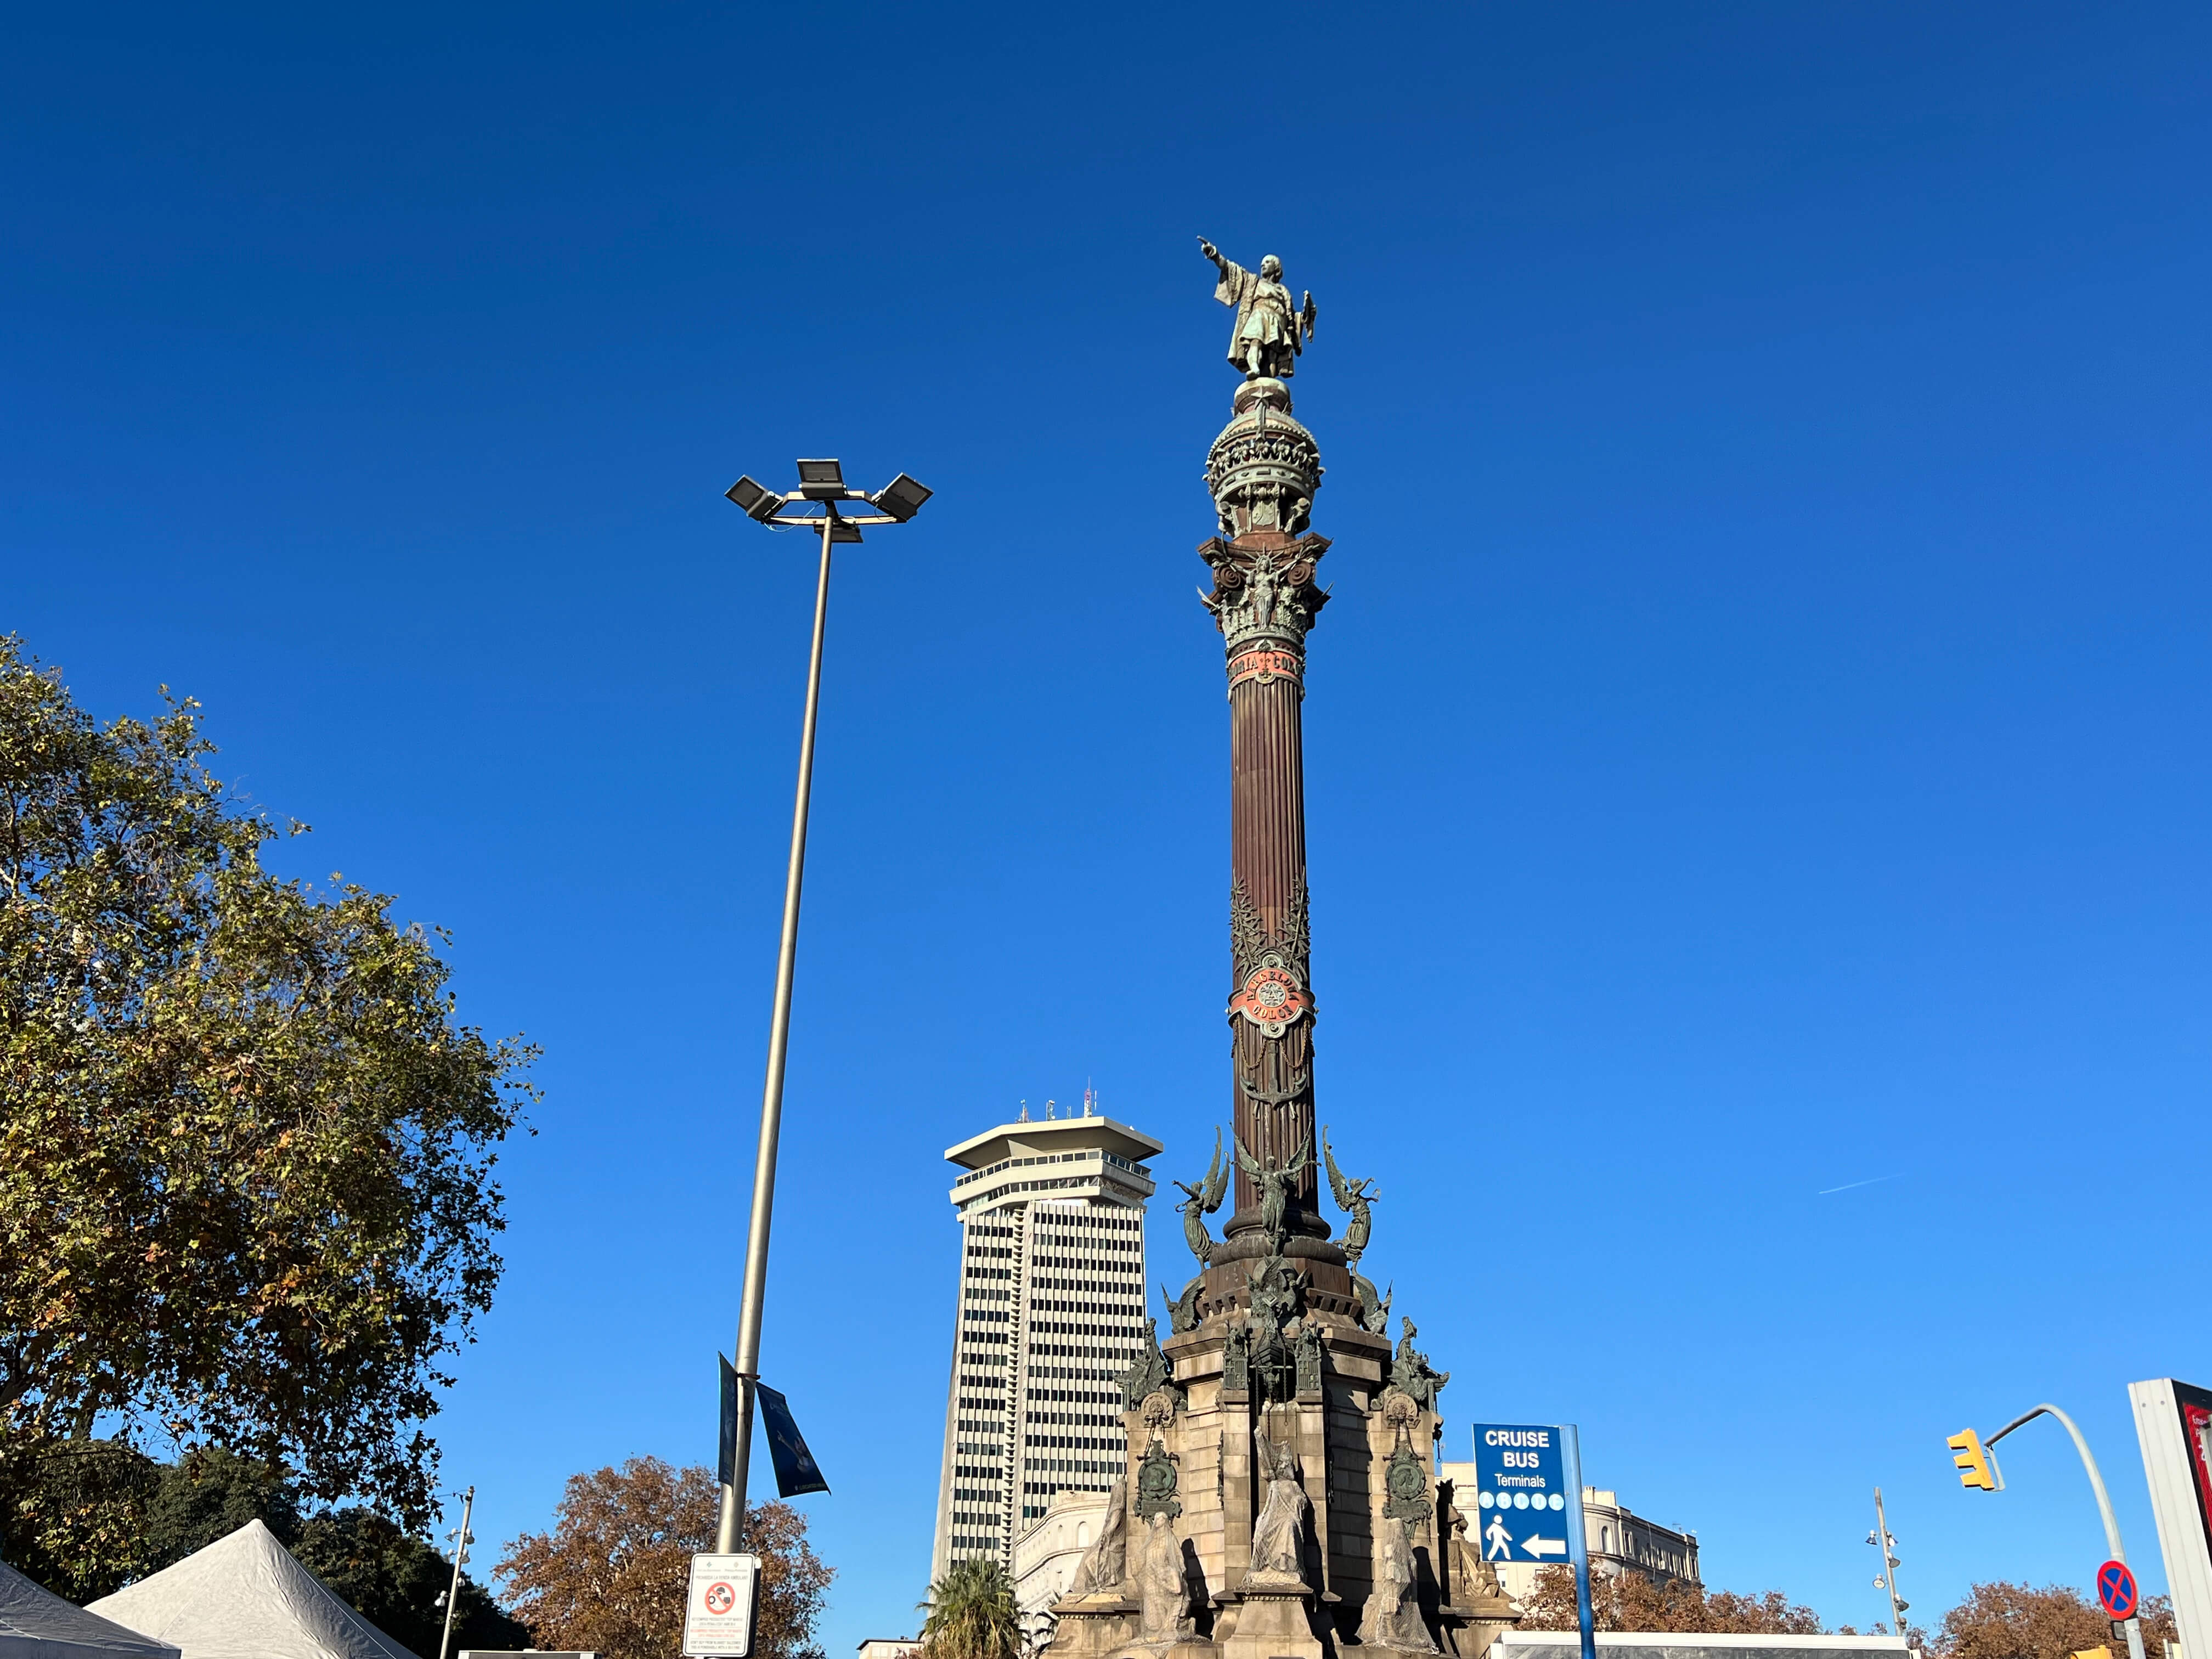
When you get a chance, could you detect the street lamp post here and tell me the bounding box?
[1978,1403,2148,1659]
[1867,1487,1909,1639]
[713,459,932,1554]
[435,1486,475,1659]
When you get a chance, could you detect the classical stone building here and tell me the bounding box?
[1435,1475,1700,1602]
[1034,246,1521,1659]
[1569,1488,1698,1591]
[930,1102,1161,1581]
[1017,1490,1119,1654]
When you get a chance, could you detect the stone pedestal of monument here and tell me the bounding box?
[1217,1580,1324,1659]
[1052,1212,1482,1659]
[1044,1597,1137,1659]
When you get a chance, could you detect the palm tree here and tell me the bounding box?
[919,1555,1022,1659]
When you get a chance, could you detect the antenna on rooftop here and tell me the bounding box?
[1046,1098,1057,1119]
[1084,1080,1096,1118]
[1018,1099,1029,1122]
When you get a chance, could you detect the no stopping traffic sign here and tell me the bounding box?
[2096,1560,2137,1621]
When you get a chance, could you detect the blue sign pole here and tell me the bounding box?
[1560,1424,1596,1659]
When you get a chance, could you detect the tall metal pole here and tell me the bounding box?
[436,1486,475,1659]
[1985,1404,2147,1659]
[1560,1425,1597,1659]
[716,510,837,1555]
[1873,1487,1907,1637]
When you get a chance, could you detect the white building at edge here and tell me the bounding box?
[930,1102,1161,1583]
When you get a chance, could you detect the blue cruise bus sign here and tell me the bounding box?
[1470,1423,1573,1563]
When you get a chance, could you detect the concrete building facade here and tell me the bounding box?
[930,1103,1160,1582]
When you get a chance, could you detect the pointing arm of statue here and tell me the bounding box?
[1199,236,1238,296]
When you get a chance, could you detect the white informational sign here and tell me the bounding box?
[682,1553,761,1659]
[2131,1380,2212,1659]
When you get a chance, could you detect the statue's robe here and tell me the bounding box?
[1214,257,1302,376]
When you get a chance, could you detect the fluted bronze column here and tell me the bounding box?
[1198,377,1334,1260]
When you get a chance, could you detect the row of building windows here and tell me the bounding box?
[955,1152,1153,1190]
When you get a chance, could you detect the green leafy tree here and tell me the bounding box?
[0,1438,161,1600]
[497,1459,830,1659]
[918,1556,1020,1659]
[143,1446,305,1569]
[294,1507,531,1659]
[0,637,536,1579]
[8,1442,524,1655]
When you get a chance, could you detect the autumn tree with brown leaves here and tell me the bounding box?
[1521,1567,1824,1635]
[1933,1582,2175,1659]
[1520,1568,2180,1655]
[498,1459,831,1659]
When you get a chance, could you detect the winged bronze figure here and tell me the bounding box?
[1321,1126,1378,1262]
[1171,1127,1231,1265]
[1234,1127,1313,1251]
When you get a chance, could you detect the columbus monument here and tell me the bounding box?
[1035,247,1521,1659]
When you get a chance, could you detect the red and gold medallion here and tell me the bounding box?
[1227,960,1309,1037]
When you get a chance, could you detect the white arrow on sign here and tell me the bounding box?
[1522,1536,1567,1558]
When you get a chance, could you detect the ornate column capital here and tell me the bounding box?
[1199,533,1331,657]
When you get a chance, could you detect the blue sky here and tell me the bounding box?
[6,1,2210,1647]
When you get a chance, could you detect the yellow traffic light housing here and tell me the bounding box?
[1948,1427,2000,1491]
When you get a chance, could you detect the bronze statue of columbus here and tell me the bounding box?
[1201,238,1317,380]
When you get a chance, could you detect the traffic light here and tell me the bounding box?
[1948,1428,1999,1491]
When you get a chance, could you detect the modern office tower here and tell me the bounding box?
[930,1097,1161,1581]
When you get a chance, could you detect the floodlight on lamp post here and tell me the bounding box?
[713,456,932,1554]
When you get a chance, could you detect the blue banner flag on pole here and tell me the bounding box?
[755,1383,830,1497]
[718,1354,741,1491]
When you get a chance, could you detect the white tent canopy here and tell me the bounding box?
[89,1521,416,1659]
[0,1558,181,1659]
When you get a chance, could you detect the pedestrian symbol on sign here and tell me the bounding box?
[1485,1516,1513,1560]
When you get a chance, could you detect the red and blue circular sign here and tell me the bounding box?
[2097,1560,2138,1620]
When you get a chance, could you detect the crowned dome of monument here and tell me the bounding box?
[1205,377,1323,539]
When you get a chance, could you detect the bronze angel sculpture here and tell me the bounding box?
[1172,1127,1231,1265]
[1234,1128,1314,1250]
[1321,1127,1378,1262]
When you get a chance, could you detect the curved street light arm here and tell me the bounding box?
[1983,1403,2145,1659]
[1986,1404,2125,1562]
